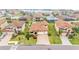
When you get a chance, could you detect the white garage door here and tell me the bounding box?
[37,32,48,35]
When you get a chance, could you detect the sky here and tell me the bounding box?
[0,0,79,10]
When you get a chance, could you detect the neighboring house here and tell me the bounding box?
[0,19,8,30]
[55,20,73,36]
[11,20,25,32]
[29,20,48,35]
[11,16,20,20]
[19,16,27,21]
[73,11,79,19]
[72,22,79,27]
[46,15,58,22]
[63,15,76,21]
[33,12,44,21]
[19,15,32,21]
[2,20,25,33]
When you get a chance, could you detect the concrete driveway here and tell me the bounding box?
[0,32,13,46]
[36,34,50,45]
[60,33,71,45]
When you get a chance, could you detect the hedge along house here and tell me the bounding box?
[29,20,48,35]
[55,20,73,36]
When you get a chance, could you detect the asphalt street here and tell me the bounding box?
[0,45,79,50]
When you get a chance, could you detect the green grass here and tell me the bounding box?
[69,33,79,45]
[0,32,2,36]
[48,23,62,44]
[10,34,37,45]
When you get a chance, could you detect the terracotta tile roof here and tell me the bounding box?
[12,20,25,28]
[56,20,72,29]
[29,21,48,32]
[0,19,6,25]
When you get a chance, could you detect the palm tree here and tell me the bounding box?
[25,20,30,40]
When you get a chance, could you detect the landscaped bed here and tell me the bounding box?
[48,23,62,44]
[69,27,79,45]
[69,32,79,45]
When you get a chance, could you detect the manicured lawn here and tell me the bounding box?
[10,34,37,45]
[69,33,79,45]
[0,32,2,36]
[68,27,79,45]
[48,23,62,44]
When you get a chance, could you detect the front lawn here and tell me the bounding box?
[0,32,2,36]
[10,34,37,45]
[69,33,79,45]
[48,23,62,44]
[68,27,79,45]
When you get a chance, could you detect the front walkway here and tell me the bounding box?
[36,34,50,45]
[60,33,71,45]
[0,32,13,46]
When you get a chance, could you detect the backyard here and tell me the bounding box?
[48,23,62,44]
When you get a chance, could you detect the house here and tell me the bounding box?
[19,16,27,21]
[73,11,79,19]
[2,20,25,33]
[0,19,8,30]
[46,15,58,22]
[72,22,79,27]
[33,12,44,21]
[19,15,32,21]
[11,20,25,32]
[63,15,76,21]
[29,20,48,35]
[55,20,73,36]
